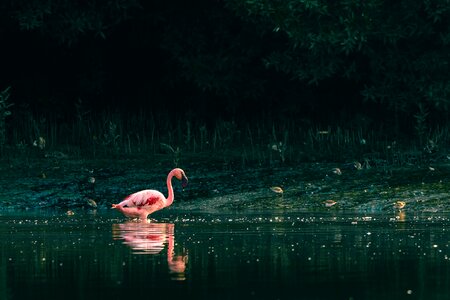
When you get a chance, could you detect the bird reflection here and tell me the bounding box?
[396,210,406,222]
[112,221,188,280]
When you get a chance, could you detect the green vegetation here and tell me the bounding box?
[0,86,13,149]
[227,0,450,110]
[1,1,449,166]
[1,0,449,128]
[3,108,449,168]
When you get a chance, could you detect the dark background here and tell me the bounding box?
[1,0,449,145]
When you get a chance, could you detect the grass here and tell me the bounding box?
[2,109,449,168]
[0,86,13,150]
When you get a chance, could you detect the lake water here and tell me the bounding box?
[1,209,450,300]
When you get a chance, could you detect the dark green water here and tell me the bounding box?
[1,209,450,300]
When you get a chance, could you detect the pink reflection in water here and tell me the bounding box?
[112,221,188,280]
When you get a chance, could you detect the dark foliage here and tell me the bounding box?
[1,0,449,131]
[227,0,450,111]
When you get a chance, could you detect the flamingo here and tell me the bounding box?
[112,168,188,220]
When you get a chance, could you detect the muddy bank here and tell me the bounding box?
[1,155,450,213]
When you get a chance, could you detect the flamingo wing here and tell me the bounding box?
[121,190,166,208]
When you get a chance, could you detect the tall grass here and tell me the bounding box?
[3,109,449,167]
[0,86,13,150]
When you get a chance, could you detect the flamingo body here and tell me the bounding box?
[112,168,188,220]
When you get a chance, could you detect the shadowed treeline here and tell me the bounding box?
[0,0,449,144]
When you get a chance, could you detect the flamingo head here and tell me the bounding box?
[173,168,188,188]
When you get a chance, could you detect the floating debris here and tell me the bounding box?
[270,186,284,194]
[354,161,362,170]
[394,201,406,210]
[324,200,337,207]
[66,210,75,216]
[332,168,342,175]
[86,199,97,208]
[88,177,96,184]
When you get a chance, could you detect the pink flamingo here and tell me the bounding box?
[112,168,188,220]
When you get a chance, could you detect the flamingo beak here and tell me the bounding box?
[181,174,188,188]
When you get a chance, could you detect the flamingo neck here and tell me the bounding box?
[165,170,175,207]
[167,224,175,262]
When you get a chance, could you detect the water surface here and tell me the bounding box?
[1,209,450,300]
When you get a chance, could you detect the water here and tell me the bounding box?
[1,209,450,300]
